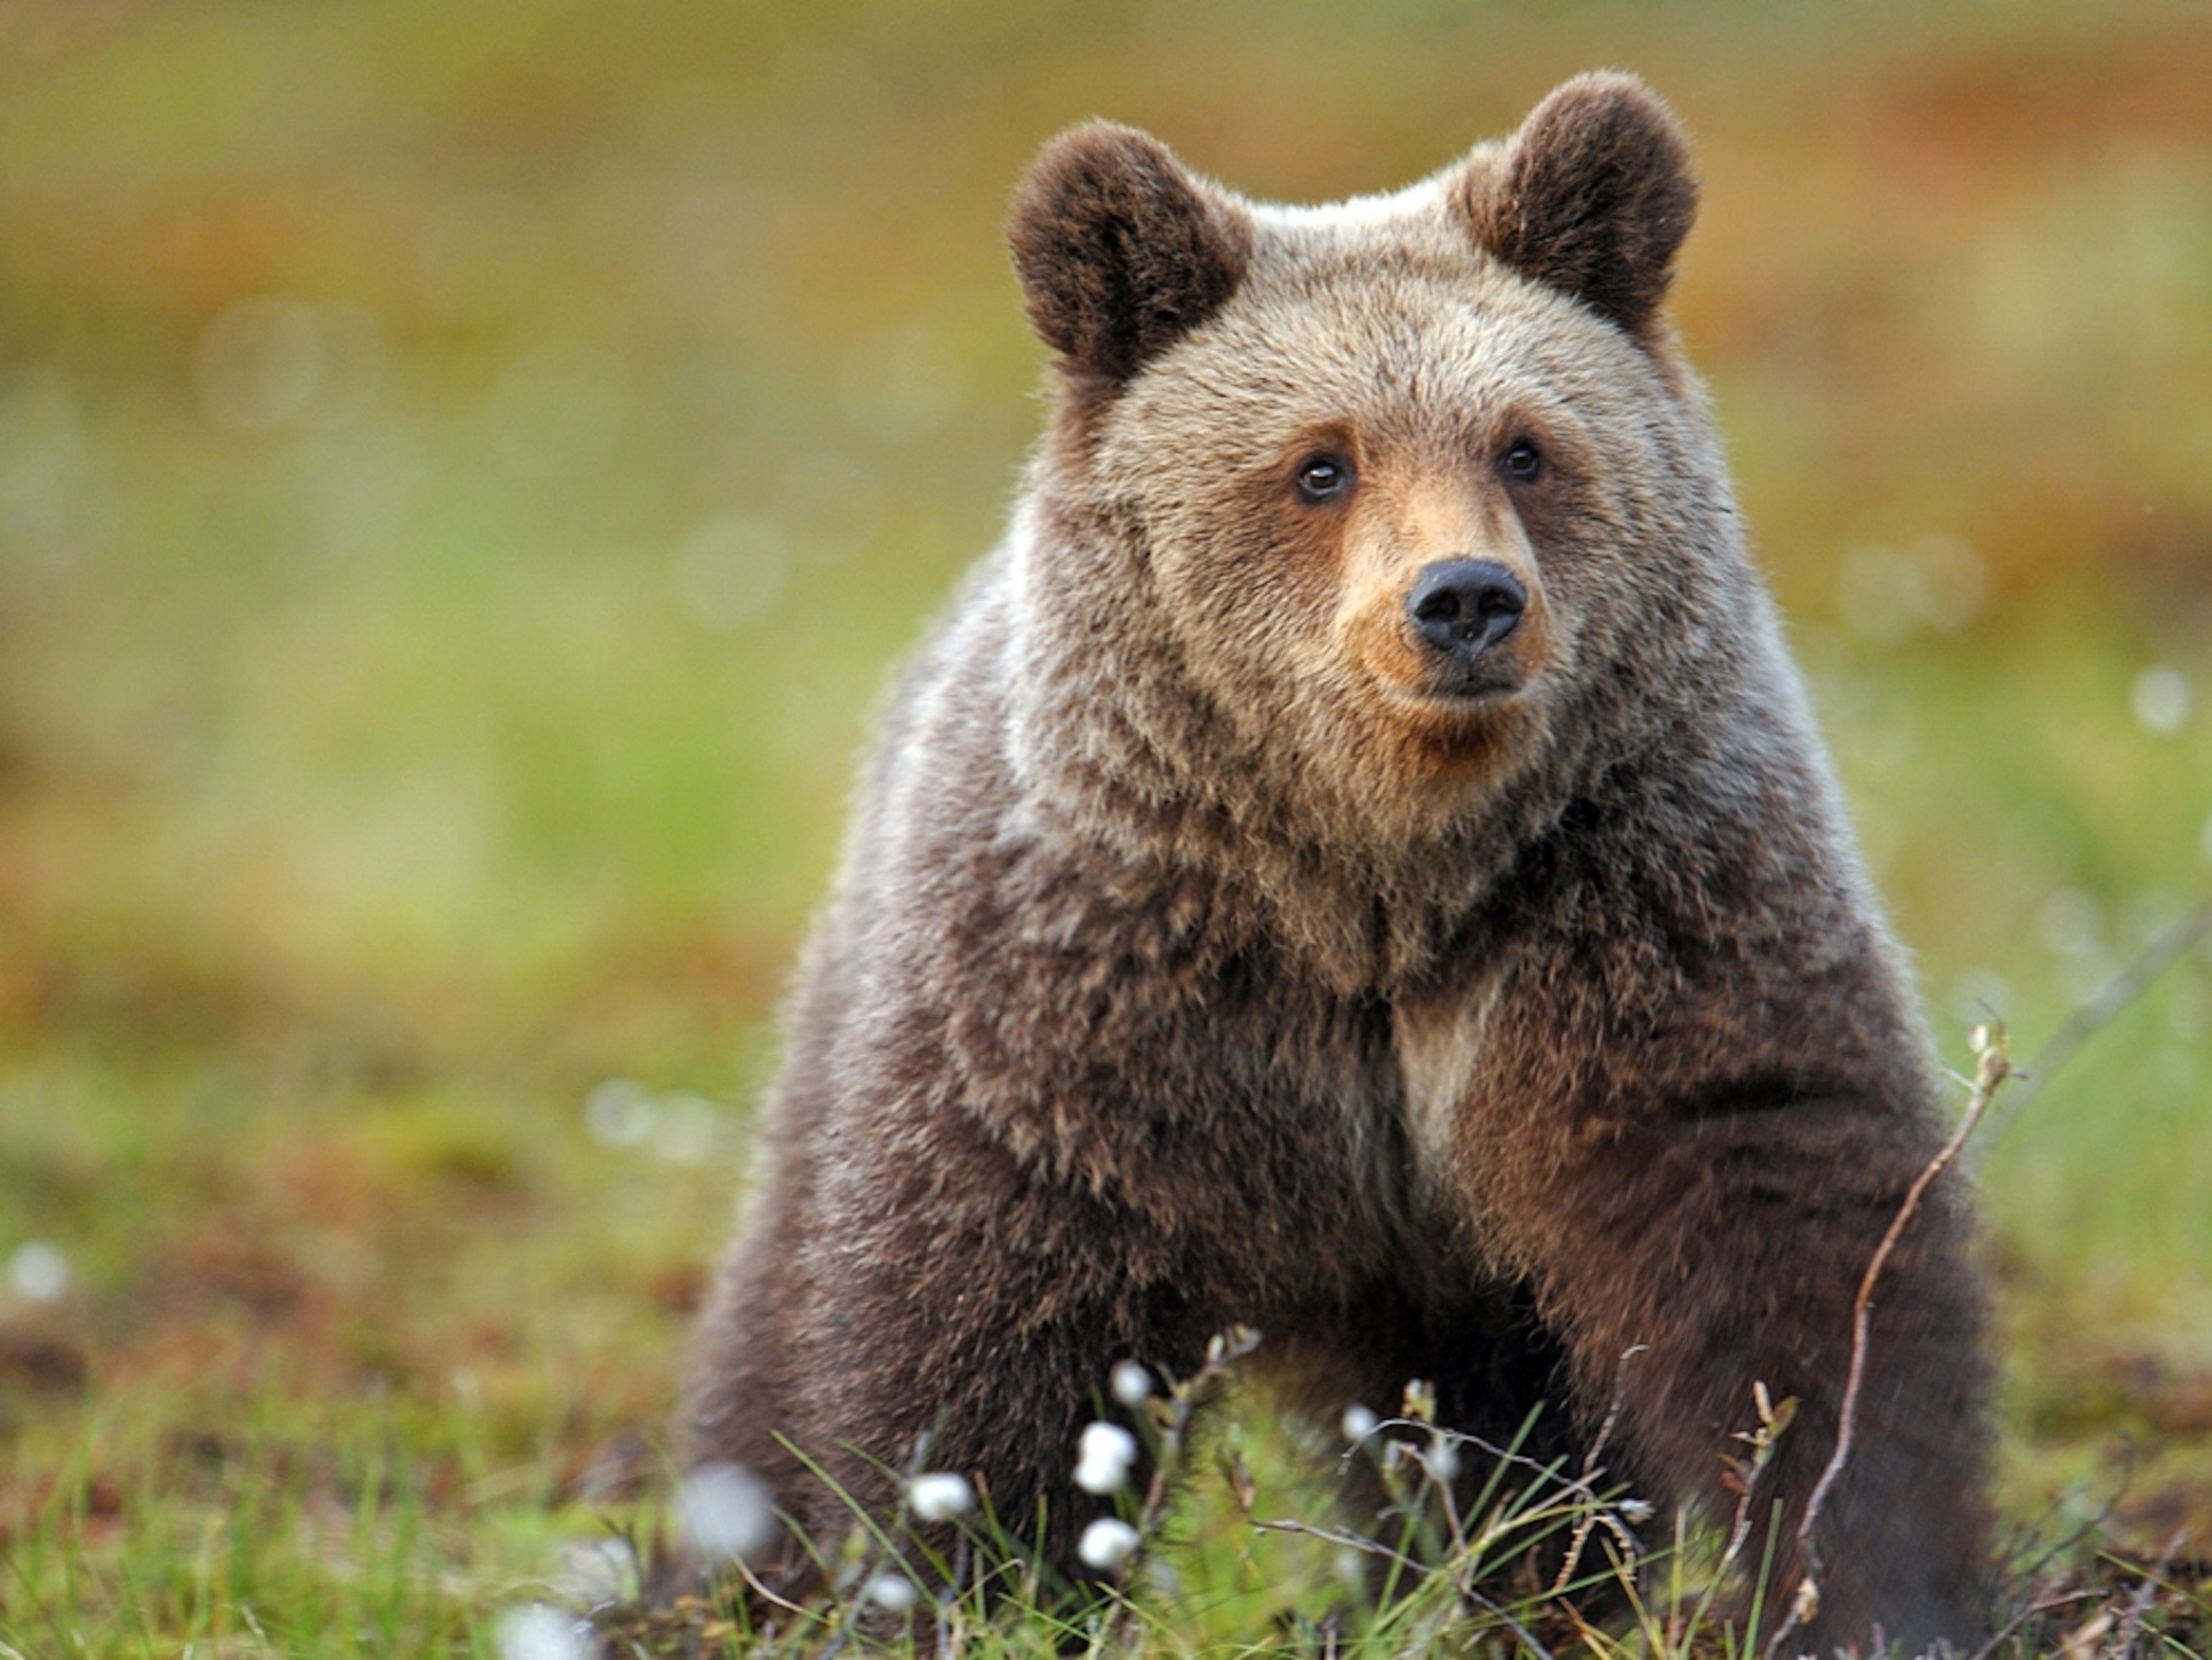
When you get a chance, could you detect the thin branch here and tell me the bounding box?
[2105,1529,2188,1660]
[1550,1345,1647,1596]
[1460,1585,1563,1660]
[1250,1515,1429,1579]
[1346,1417,1603,1510]
[1974,898,2212,1164]
[1761,1024,2013,1660]
[1964,1589,2103,1660]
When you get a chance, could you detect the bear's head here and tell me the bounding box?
[1007,74,1767,882]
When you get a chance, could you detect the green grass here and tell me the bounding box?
[1,1,2211,1652]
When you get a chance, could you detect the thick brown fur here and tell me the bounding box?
[1458,72,1699,339]
[1007,122,1253,386]
[685,73,1990,1654]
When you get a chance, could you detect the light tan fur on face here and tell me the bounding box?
[1334,466,1552,730]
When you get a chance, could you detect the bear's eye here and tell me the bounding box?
[1500,438,1544,482]
[1294,455,1354,504]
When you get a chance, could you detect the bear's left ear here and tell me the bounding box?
[1008,122,1253,384]
[1456,73,1698,339]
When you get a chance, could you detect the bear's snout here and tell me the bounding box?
[1406,559,1527,669]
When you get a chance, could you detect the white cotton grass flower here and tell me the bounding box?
[495,1603,595,1660]
[1109,1359,1154,1407]
[1074,1420,1139,1494]
[907,1471,976,1522]
[677,1461,777,1562]
[863,1571,919,1613]
[1076,1516,1141,1572]
[1420,1435,1461,1485]
[1339,1403,1379,1443]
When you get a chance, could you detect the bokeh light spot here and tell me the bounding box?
[672,512,788,630]
[7,1241,70,1304]
[195,297,331,432]
[2131,664,2190,734]
[584,1078,656,1147]
[837,324,966,446]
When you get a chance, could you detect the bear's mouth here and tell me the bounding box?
[1408,659,1530,707]
[1370,675,1534,741]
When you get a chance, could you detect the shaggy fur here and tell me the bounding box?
[684,73,1990,1654]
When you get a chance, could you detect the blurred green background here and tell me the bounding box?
[1,0,2209,1647]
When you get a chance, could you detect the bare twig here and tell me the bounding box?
[1964,1589,2103,1660]
[2103,1529,2188,1660]
[1974,898,2212,1164]
[1549,1345,1647,1596]
[1346,1417,1601,1501]
[1461,1585,1563,1660]
[1348,1402,1649,1606]
[1761,1023,2013,1660]
[1250,1514,1428,1579]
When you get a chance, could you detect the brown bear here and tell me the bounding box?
[684,73,1990,1653]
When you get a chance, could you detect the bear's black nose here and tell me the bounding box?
[1407,559,1527,663]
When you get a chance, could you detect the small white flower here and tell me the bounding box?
[907,1471,976,1522]
[1420,1435,1460,1485]
[1340,1403,1379,1443]
[495,1603,594,1660]
[1074,1421,1139,1494]
[677,1461,777,1562]
[863,1571,919,1613]
[1109,1359,1154,1407]
[1617,1497,1655,1524]
[1076,1516,1141,1572]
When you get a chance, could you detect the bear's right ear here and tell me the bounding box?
[1456,73,1698,339]
[1008,122,1253,384]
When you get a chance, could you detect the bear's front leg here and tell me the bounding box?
[1449,965,1992,1654]
[692,1087,1238,1605]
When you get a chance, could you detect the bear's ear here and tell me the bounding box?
[1457,73,1698,338]
[1008,122,1253,384]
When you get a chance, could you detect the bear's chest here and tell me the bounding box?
[1387,969,1511,1215]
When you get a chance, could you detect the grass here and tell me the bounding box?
[1,1,2211,1653]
